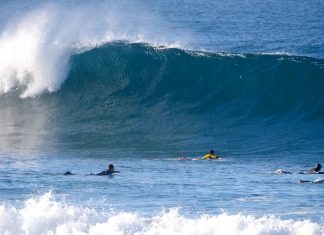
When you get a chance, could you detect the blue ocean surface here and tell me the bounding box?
[0,1,324,234]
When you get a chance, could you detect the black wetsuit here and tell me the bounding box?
[96,170,119,175]
[298,179,324,184]
[299,171,324,174]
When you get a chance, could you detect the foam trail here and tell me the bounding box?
[0,3,185,98]
[0,192,322,235]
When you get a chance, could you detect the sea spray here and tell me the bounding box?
[0,8,71,98]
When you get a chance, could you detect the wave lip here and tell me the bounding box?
[0,192,323,235]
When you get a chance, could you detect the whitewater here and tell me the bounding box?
[0,1,324,235]
[0,192,322,235]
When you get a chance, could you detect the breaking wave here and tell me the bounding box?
[0,192,322,235]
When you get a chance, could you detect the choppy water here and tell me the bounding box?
[0,1,324,234]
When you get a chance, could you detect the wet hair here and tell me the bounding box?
[209,150,215,155]
[108,164,114,170]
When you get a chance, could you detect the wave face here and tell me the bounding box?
[0,43,324,152]
[0,192,322,235]
[64,43,324,118]
[55,43,324,123]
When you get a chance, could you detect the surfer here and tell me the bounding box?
[202,150,220,160]
[308,163,322,174]
[94,164,119,175]
[297,179,324,184]
[274,164,323,175]
[298,163,323,174]
[274,169,292,174]
[64,171,74,175]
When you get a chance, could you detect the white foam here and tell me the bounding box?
[0,8,70,98]
[0,192,322,235]
[0,3,187,98]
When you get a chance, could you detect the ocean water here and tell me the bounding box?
[0,1,324,234]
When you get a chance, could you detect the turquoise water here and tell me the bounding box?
[0,1,324,234]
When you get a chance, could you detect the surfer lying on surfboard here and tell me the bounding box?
[298,163,323,174]
[175,150,221,160]
[92,164,120,175]
[201,150,220,160]
[274,163,323,174]
[65,164,120,176]
[297,179,324,184]
[308,163,322,174]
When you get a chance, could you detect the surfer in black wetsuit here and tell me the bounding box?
[95,164,119,175]
[64,171,74,175]
[297,179,324,184]
[308,163,322,174]
[275,163,323,175]
[297,163,324,183]
[298,163,323,174]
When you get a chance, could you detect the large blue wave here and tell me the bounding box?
[1,42,324,153]
[61,43,324,119]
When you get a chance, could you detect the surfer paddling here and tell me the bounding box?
[202,150,220,160]
[308,163,322,174]
[274,163,323,175]
[297,179,324,184]
[92,164,119,176]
